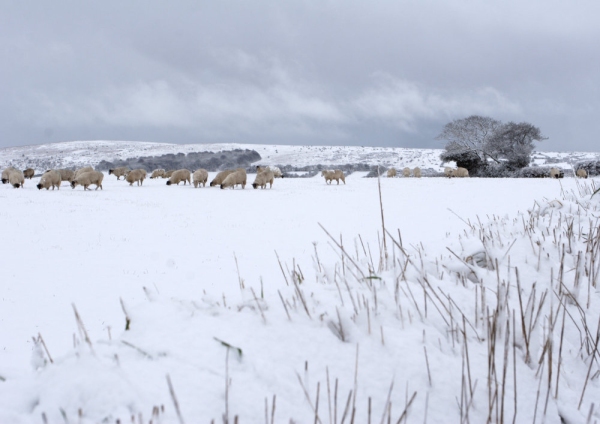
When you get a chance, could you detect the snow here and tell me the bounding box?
[1,143,600,422]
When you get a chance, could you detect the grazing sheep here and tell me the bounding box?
[387,168,397,178]
[402,167,411,177]
[444,167,455,178]
[36,170,61,190]
[193,169,209,188]
[271,166,283,178]
[125,169,146,186]
[452,167,469,178]
[71,171,104,190]
[576,169,588,179]
[74,166,94,180]
[108,167,130,180]
[53,169,76,184]
[257,165,283,178]
[221,168,247,189]
[150,169,165,179]
[23,168,35,179]
[550,167,561,179]
[321,169,346,185]
[166,169,192,186]
[8,169,24,188]
[412,167,422,178]
[163,170,175,179]
[252,168,274,189]
[210,169,235,187]
[2,166,17,184]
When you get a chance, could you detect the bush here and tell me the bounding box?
[575,160,600,177]
[516,167,554,178]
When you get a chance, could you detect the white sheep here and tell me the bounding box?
[2,166,17,184]
[108,167,130,180]
[402,167,411,177]
[71,171,104,190]
[412,167,422,178]
[252,168,274,189]
[193,169,209,188]
[271,166,283,178]
[387,168,397,178]
[321,169,346,185]
[210,169,235,187]
[54,169,75,184]
[150,169,165,179]
[125,169,146,186]
[8,169,24,188]
[221,168,247,189]
[166,169,192,186]
[576,169,587,179]
[23,168,35,179]
[444,167,455,178]
[550,167,561,179]
[163,170,175,179]
[452,167,469,178]
[74,166,95,180]
[36,170,62,190]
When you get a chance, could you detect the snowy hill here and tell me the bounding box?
[2,140,598,174]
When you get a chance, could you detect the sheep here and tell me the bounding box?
[23,168,35,179]
[452,167,469,178]
[71,171,104,190]
[150,169,165,179]
[2,166,17,184]
[444,167,455,178]
[252,168,274,189]
[47,169,75,184]
[576,168,588,179]
[550,167,561,179]
[412,167,422,178]
[221,168,247,189]
[108,167,130,180]
[36,170,61,190]
[387,168,397,178]
[321,169,346,185]
[193,169,209,188]
[8,169,24,188]
[210,169,235,187]
[257,165,283,178]
[166,169,192,186]
[402,167,411,177]
[163,170,175,179]
[125,169,146,186]
[74,166,95,180]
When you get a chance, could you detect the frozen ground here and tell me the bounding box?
[1,169,599,422]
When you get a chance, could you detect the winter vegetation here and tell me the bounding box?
[1,143,600,421]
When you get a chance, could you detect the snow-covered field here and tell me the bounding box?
[1,167,599,423]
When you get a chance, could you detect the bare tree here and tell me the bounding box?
[438,115,546,176]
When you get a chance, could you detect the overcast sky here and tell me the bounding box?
[1,1,599,151]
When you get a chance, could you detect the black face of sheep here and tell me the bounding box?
[108,169,114,175]
[166,181,172,185]
[70,181,77,189]
[36,183,43,190]
[13,183,20,188]
[1,178,7,184]
[252,183,258,189]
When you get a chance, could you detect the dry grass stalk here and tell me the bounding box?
[166,374,185,424]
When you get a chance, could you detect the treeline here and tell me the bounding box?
[96,149,262,172]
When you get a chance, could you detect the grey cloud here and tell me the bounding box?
[1,1,599,151]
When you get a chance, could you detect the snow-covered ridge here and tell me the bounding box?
[2,140,598,173]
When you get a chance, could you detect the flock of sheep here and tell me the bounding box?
[0,165,285,190]
[2,163,589,191]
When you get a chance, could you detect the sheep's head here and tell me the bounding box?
[70,181,77,189]
[108,169,114,175]
[36,183,43,190]
[13,183,20,188]
[1,178,8,184]
[166,181,172,186]
[252,183,258,189]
